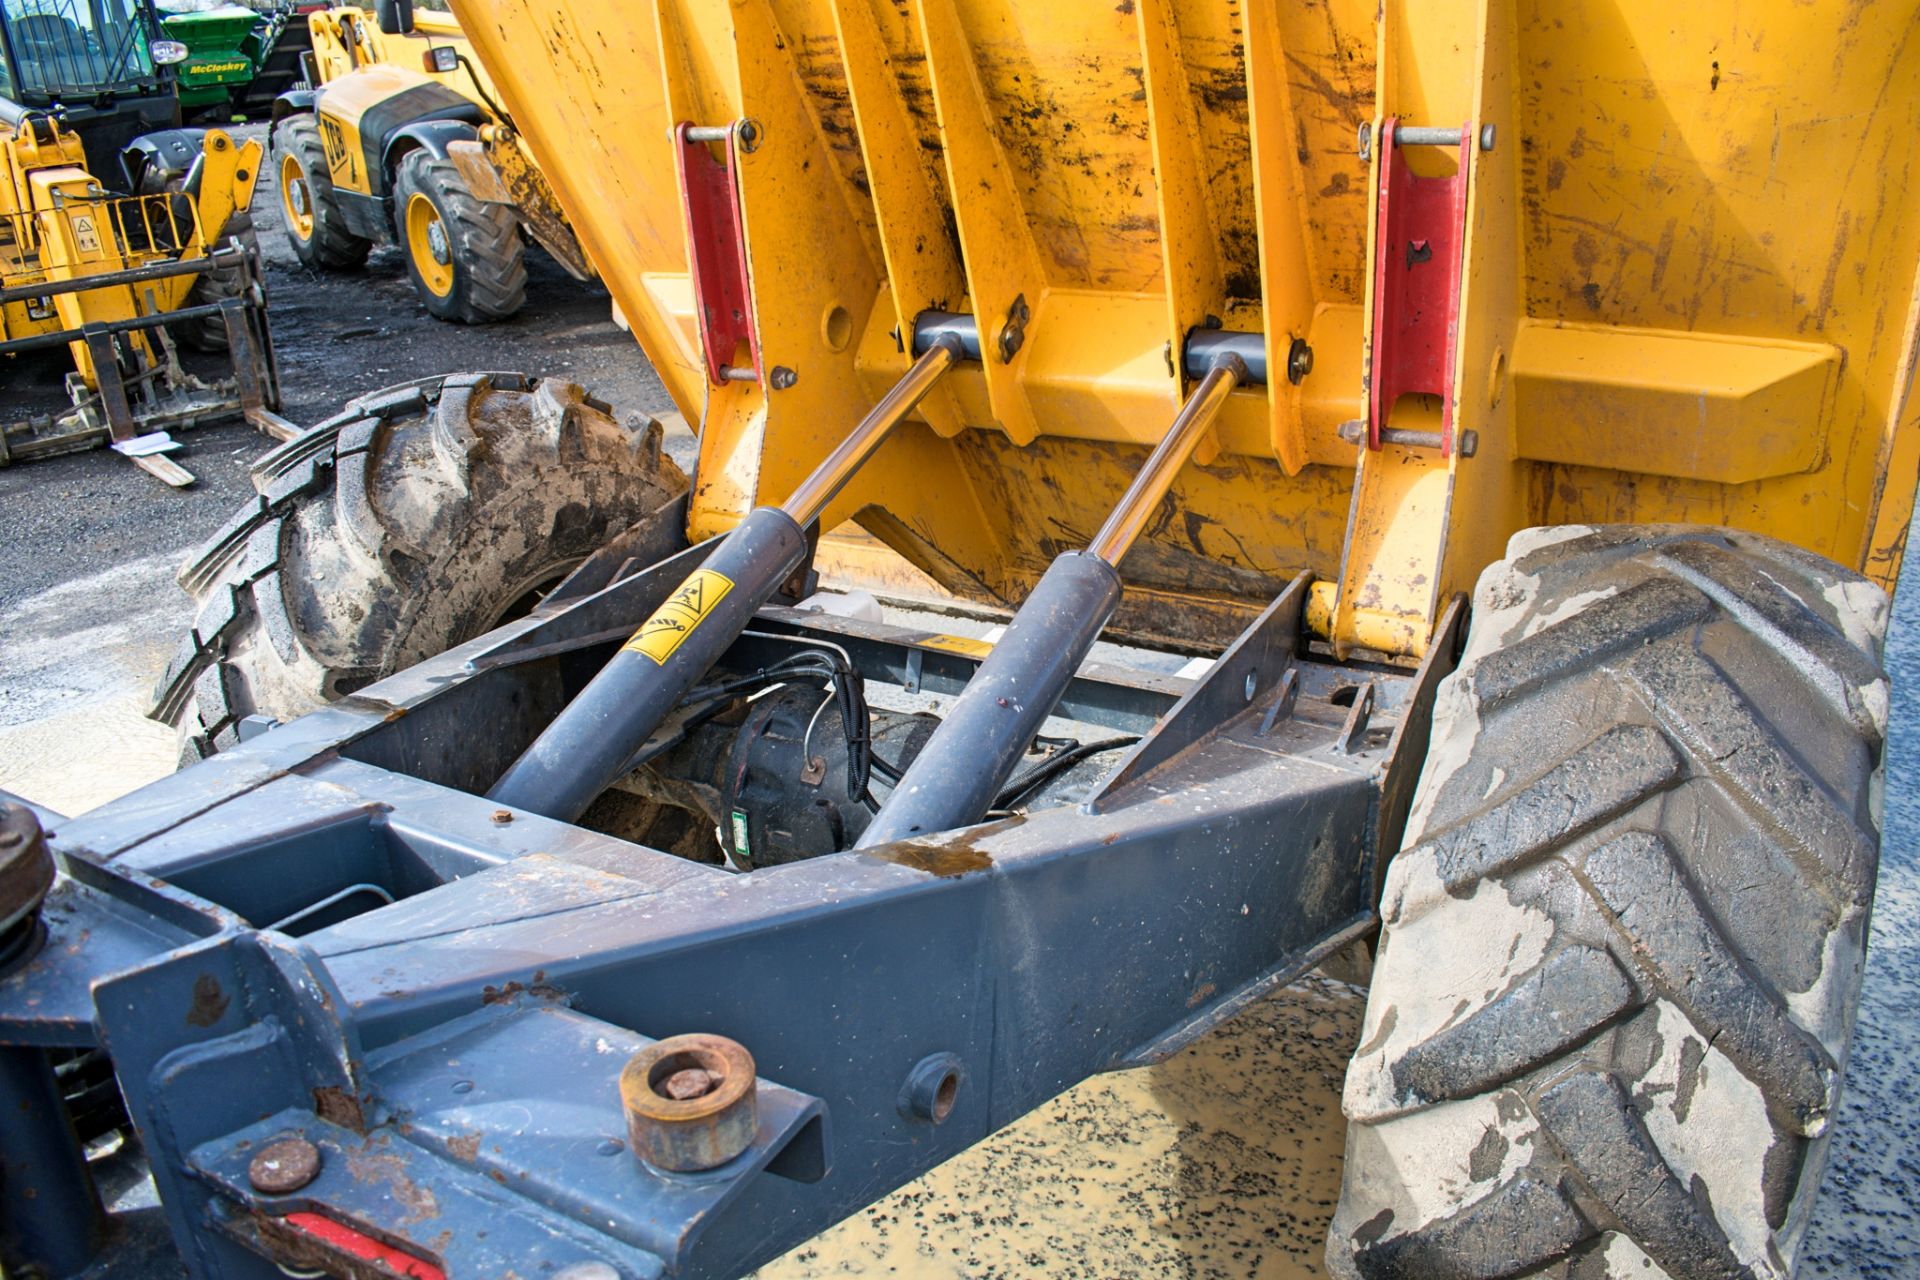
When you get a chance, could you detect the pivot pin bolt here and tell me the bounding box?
[248,1136,321,1194]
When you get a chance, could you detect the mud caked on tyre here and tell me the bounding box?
[273,111,371,271]
[392,149,526,323]
[1328,526,1888,1280]
[150,373,687,760]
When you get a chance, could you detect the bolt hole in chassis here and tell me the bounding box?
[0,351,1452,1279]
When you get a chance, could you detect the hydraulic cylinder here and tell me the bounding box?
[857,353,1247,847]
[487,331,962,822]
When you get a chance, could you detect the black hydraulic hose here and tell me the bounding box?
[994,736,1138,811]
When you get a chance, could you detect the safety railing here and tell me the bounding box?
[0,190,209,292]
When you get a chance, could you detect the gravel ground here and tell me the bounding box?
[0,123,1914,1277]
[0,121,678,612]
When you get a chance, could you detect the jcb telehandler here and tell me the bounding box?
[5,1,1917,1278]
[0,0,285,482]
[268,0,591,322]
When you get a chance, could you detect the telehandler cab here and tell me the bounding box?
[5,1,1917,1278]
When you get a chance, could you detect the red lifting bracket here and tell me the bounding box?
[1364,118,1486,457]
[674,121,763,388]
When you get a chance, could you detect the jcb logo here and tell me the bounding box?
[319,115,358,186]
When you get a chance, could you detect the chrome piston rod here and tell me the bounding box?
[487,328,963,823]
[856,353,1250,847]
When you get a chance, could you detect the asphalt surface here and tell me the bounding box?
[0,122,1914,1276]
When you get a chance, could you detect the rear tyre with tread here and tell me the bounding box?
[1328,525,1888,1280]
[150,373,687,760]
[273,112,370,271]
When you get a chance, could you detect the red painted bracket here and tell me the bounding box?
[1366,118,1472,456]
[674,122,761,387]
[283,1212,446,1280]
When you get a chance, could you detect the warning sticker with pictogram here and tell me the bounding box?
[622,569,735,664]
[71,215,102,255]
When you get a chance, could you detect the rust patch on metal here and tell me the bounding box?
[863,838,993,878]
[187,974,229,1028]
[445,1132,482,1163]
[479,972,566,1006]
[313,1086,366,1132]
[344,1147,440,1227]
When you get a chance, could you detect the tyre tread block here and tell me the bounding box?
[1577,832,1838,1135]
[1472,576,1712,710]
[178,495,268,593]
[1390,945,1638,1109]
[1654,540,1884,733]
[1354,1172,1593,1280]
[1624,647,1877,908]
[1535,1071,1753,1280]
[1412,724,1682,897]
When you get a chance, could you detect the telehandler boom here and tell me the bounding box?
[7,2,1920,1278]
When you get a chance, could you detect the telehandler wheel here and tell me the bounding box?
[173,211,256,353]
[1327,526,1888,1280]
[150,373,688,760]
[273,111,371,271]
[392,149,526,323]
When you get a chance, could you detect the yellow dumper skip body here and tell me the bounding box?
[443,0,1920,662]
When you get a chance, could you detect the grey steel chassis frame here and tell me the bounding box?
[0,507,1461,1280]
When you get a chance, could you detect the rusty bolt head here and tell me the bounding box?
[619,1034,757,1172]
[491,809,514,824]
[248,1136,321,1194]
[661,1067,719,1100]
[768,365,798,391]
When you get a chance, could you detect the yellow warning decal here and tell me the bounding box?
[919,633,993,660]
[623,569,735,664]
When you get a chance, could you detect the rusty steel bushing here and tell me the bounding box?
[619,1033,757,1172]
[0,804,54,973]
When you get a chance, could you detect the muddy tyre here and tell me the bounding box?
[392,149,526,323]
[274,112,371,271]
[173,211,256,353]
[150,373,687,760]
[1328,526,1888,1280]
